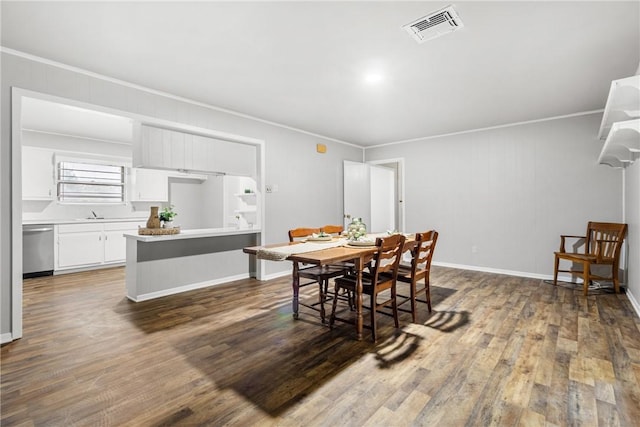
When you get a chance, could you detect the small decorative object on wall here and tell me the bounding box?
[146,206,161,229]
[159,205,178,228]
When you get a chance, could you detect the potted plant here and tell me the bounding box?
[159,205,178,228]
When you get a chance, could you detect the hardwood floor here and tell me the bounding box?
[2,266,640,426]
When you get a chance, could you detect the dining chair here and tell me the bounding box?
[553,222,627,295]
[395,230,438,323]
[289,227,350,323]
[329,234,406,341]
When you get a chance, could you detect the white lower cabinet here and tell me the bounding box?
[55,221,144,271]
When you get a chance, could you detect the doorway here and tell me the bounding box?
[343,158,405,233]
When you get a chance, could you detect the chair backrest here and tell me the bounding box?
[288,227,321,242]
[585,222,627,261]
[410,230,438,279]
[371,234,406,283]
[321,225,343,235]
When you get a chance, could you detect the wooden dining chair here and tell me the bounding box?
[289,227,349,323]
[553,222,627,295]
[329,234,406,341]
[320,224,344,236]
[395,230,438,323]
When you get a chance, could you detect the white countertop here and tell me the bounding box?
[124,227,261,242]
[23,218,148,225]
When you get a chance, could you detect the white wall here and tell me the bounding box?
[21,130,152,222]
[625,160,640,311]
[366,114,623,278]
[1,51,362,337]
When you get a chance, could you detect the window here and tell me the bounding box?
[57,161,125,203]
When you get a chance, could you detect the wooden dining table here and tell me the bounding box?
[243,235,415,340]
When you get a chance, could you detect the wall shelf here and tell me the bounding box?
[598,75,640,140]
[598,75,640,168]
[598,119,640,168]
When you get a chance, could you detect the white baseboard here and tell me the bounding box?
[259,270,291,281]
[432,261,560,281]
[1,332,14,344]
[626,289,640,318]
[128,273,250,302]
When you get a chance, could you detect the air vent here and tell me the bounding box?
[402,5,464,43]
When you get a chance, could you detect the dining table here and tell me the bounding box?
[243,234,415,340]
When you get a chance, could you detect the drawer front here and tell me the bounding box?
[57,223,103,234]
[104,221,145,231]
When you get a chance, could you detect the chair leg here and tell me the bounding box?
[329,284,340,328]
[370,293,377,342]
[612,264,620,294]
[318,280,326,323]
[425,277,432,313]
[553,255,560,285]
[410,280,417,323]
[391,286,399,328]
[583,261,590,296]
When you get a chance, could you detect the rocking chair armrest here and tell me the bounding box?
[558,235,586,253]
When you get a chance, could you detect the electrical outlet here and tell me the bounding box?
[266,185,273,193]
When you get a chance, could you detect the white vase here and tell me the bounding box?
[163,220,174,229]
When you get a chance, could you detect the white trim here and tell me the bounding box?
[1,333,13,345]
[367,157,406,233]
[11,89,24,340]
[259,270,291,282]
[22,128,131,146]
[626,289,640,318]
[127,273,250,302]
[366,110,604,150]
[11,87,267,339]
[1,47,361,149]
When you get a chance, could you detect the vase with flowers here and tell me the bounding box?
[159,205,178,228]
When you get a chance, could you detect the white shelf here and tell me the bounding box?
[598,119,640,168]
[598,75,640,140]
[234,208,257,214]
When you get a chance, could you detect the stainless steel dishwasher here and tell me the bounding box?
[23,224,54,278]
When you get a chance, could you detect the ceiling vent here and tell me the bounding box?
[402,5,464,43]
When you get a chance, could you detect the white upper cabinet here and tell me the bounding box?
[598,75,640,168]
[22,146,55,200]
[129,168,169,202]
[133,123,256,176]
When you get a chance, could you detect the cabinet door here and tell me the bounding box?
[104,222,143,263]
[57,231,103,269]
[22,147,55,200]
[211,139,256,176]
[188,135,216,172]
[130,168,169,202]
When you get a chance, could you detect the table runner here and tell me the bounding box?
[256,239,347,261]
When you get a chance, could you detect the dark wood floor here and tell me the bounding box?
[2,266,640,426]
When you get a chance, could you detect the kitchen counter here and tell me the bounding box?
[124,227,261,302]
[23,218,147,225]
[124,226,260,242]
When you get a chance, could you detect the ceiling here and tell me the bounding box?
[2,1,639,147]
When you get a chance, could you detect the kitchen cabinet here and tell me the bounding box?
[56,223,104,269]
[129,168,169,202]
[55,221,145,271]
[22,146,55,200]
[134,123,256,176]
[211,139,256,177]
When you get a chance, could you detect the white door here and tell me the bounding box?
[343,161,397,232]
[343,161,370,228]
[370,165,395,232]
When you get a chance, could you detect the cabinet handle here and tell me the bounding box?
[99,236,102,241]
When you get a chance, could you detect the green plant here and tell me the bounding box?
[159,205,178,222]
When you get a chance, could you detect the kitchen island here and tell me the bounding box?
[124,227,260,301]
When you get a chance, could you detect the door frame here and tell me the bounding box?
[9,87,267,342]
[367,158,406,233]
